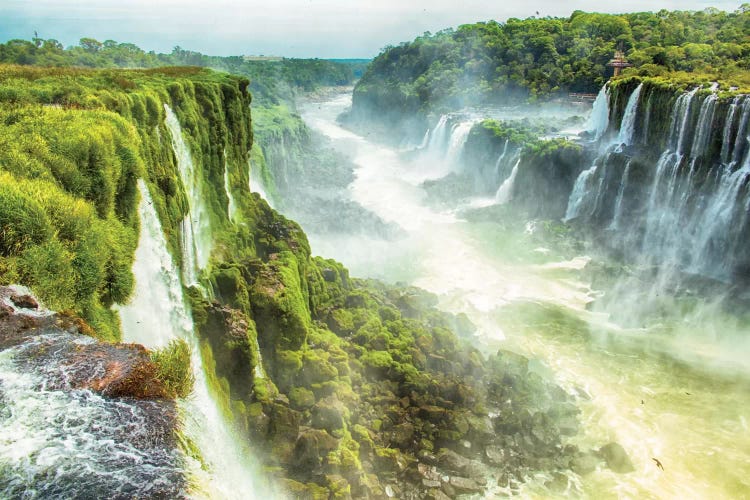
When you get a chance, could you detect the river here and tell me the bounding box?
[296,92,750,499]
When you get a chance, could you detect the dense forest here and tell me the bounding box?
[353,6,750,116]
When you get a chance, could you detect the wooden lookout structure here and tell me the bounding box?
[607,50,632,77]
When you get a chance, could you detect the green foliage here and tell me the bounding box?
[354,7,750,115]
[150,339,196,399]
[0,39,358,107]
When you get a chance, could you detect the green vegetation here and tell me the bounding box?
[0,39,358,106]
[150,339,195,399]
[0,64,253,339]
[353,6,750,118]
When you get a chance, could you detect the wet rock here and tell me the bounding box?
[292,427,339,472]
[390,422,415,448]
[485,445,505,465]
[425,488,451,500]
[598,442,635,473]
[312,395,346,432]
[322,268,338,282]
[571,451,602,475]
[10,294,38,310]
[449,476,485,495]
[545,472,569,493]
[437,448,471,473]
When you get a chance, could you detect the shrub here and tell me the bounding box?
[150,339,195,399]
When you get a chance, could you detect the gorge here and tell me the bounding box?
[1,5,750,499]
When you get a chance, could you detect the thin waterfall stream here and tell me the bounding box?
[118,180,270,499]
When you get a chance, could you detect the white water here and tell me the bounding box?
[119,180,270,499]
[609,159,633,230]
[494,158,520,204]
[299,92,750,499]
[445,120,477,168]
[224,152,238,223]
[616,83,643,146]
[586,86,610,142]
[564,163,598,221]
[164,104,213,275]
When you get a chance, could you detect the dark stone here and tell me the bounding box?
[426,488,451,500]
[291,427,339,473]
[10,294,38,310]
[545,472,569,493]
[448,476,484,495]
[598,442,635,473]
[322,268,338,282]
[311,395,346,432]
[437,448,471,473]
[571,451,602,475]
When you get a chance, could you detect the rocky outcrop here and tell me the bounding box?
[0,286,186,498]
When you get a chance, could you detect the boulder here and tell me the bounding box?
[10,293,38,310]
[571,451,602,475]
[449,476,485,495]
[598,442,635,473]
[311,395,346,432]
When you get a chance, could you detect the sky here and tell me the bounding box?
[0,0,744,58]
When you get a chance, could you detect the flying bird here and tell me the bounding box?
[652,458,664,471]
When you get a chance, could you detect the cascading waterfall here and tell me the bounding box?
[608,158,633,229]
[494,158,520,204]
[586,85,610,142]
[564,163,599,221]
[224,153,238,223]
[427,115,449,153]
[567,82,750,282]
[615,83,643,146]
[119,180,268,499]
[164,104,213,279]
[494,139,510,177]
[445,120,476,168]
[417,128,430,149]
[248,158,274,208]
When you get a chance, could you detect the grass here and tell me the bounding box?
[150,339,195,399]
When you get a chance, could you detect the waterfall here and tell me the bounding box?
[729,99,750,167]
[445,120,476,167]
[672,88,700,155]
[224,155,238,222]
[690,94,717,159]
[720,97,740,165]
[494,158,520,204]
[120,180,192,346]
[609,159,633,229]
[564,164,598,221]
[119,180,268,499]
[248,158,274,208]
[417,128,430,149]
[616,84,643,146]
[494,139,510,177]
[427,115,449,153]
[585,85,610,142]
[164,104,213,276]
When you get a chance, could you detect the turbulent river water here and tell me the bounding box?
[296,92,750,499]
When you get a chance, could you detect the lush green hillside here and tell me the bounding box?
[352,7,750,120]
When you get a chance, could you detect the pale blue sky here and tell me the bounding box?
[0,0,743,58]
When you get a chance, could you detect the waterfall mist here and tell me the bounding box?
[283,86,750,498]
